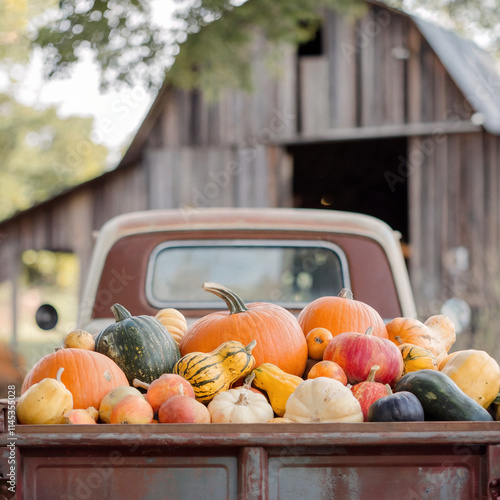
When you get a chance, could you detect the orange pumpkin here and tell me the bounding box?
[179,282,308,377]
[306,328,334,360]
[21,348,129,410]
[298,288,388,339]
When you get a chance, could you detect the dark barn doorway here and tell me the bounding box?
[289,137,409,244]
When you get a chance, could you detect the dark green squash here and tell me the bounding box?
[95,303,181,385]
[394,369,493,422]
[368,387,425,422]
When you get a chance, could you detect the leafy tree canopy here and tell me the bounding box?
[0,93,107,221]
[25,0,500,98]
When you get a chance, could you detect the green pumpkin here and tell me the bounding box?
[95,303,181,385]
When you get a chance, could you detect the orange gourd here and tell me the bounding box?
[21,348,129,410]
[298,288,388,339]
[386,315,456,365]
[179,282,308,377]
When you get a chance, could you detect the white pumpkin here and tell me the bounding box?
[208,387,274,423]
[154,308,188,345]
[284,377,363,423]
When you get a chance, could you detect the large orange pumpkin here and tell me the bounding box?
[21,348,129,410]
[179,282,308,377]
[298,288,388,339]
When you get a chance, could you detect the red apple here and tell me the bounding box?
[134,374,195,413]
[110,395,154,424]
[158,395,211,423]
[350,365,390,421]
[323,327,403,386]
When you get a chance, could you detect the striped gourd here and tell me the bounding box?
[395,336,438,376]
[95,303,181,385]
[173,340,257,403]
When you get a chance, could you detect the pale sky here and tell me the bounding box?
[3,1,179,167]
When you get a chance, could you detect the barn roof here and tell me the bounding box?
[411,15,500,135]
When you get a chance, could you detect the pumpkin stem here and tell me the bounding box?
[111,303,133,322]
[364,327,374,336]
[236,391,249,406]
[338,288,354,299]
[385,384,393,396]
[133,379,151,390]
[245,340,257,354]
[366,365,380,382]
[202,282,249,314]
[394,336,404,345]
[56,367,65,384]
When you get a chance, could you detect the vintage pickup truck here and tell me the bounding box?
[1,207,500,500]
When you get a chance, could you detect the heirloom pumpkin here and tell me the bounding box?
[207,375,274,424]
[174,339,257,403]
[179,282,307,377]
[386,315,456,365]
[284,377,363,423]
[439,349,500,408]
[21,348,129,410]
[95,303,181,385]
[298,288,388,340]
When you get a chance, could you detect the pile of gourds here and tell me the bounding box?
[16,283,500,425]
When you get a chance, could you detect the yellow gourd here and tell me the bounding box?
[396,337,438,375]
[173,340,257,403]
[251,363,303,417]
[439,349,500,408]
[16,367,73,425]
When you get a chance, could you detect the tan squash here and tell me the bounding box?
[440,349,500,408]
[386,315,456,365]
[16,367,73,425]
[284,377,363,423]
[63,330,95,350]
[154,308,188,345]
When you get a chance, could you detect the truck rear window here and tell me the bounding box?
[146,240,349,309]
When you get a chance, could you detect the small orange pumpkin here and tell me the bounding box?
[21,348,129,410]
[306,328,334,360]
[179,282,308,377]
[298,288,388,339]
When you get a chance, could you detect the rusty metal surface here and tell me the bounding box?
[4,422,500,448]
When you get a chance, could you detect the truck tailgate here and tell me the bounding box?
[2,418,500,499]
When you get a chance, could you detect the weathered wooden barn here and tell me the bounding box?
[1,1,500,350]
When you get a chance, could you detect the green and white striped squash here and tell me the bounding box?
[95,303,181,385]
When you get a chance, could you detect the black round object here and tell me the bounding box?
[35,304,59,330]
[368,391,425,422]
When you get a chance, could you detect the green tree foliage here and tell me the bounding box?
[0,93,107,220]
[28,0,500,98]
[31,0,367,95]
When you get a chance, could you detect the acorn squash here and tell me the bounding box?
[95,303,181,385]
